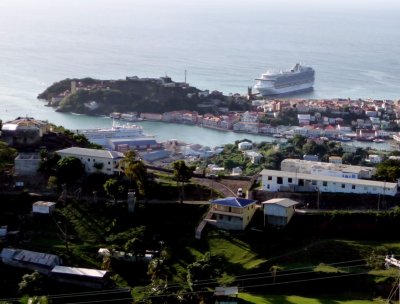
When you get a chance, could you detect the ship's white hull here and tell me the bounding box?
[254,81,314,96]
[76,125,149,146]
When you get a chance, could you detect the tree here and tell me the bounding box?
[172,160,194,203]
[0,141,17,171]
[103,178,125,203]
[148,257,168,284]
[124,237,143,255]
[121,150,148,198]
[56,156,84,185]
[376,159,400,182]
[18,271,44,296]
[289,134,307,150]
[47,175,58,192]
[128,161,148,197]
[39,151,61,176]
[186,252,223,291]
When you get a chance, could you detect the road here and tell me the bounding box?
[193,177,252,198]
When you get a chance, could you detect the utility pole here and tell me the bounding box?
[385,255,400,303]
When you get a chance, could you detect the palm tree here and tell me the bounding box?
[172,160,193,203]
[121,150,148,198]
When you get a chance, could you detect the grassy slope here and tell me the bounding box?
[239,293,383,304]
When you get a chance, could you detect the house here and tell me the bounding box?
[231,167,243,176]
[56,147,124,175]
[367,154,383,164]
[262,198,300,227]
[329,156,342,164]
[32,201,56,215]
[1,117,49,146]
[205,197,257,230]
[0,248,61,275]
[260,169,397,196]
[140,113,163,121]
[244,151,263,164]
[14,153,41,176]
[237,141,252,151]
[50,266,110,289]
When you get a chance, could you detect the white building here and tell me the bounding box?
[14,153,41,176]
[56,147,124,175]
[260,169,397,196]
[329,156,342,164]
[244,151,263,164]
[238,141,253,151]
[281,159,376,180]
[231,167,243,176]
[262,198,300,227]
[32,201,56,215]
[367,154,383,164]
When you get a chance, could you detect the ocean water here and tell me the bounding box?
[0,0,399,142]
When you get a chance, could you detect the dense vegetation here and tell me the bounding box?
[37,77,249,115]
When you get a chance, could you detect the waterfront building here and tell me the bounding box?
[233,122,259,133]
[260,169,397,196]
[140,113,162,121]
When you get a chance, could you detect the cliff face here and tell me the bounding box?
[38,77,211,115]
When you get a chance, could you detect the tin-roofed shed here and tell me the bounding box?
[262,198,300,227]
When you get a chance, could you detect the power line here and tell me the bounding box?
[0,256,394,303]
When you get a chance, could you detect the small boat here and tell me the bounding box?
[373,138,385,143]
[273,134,284,138]
[337,135,352,142]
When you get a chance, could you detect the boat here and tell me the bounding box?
[336,135,352,142]
[373,138,385,143]
[75,123,152,146]
[254,63,315,96]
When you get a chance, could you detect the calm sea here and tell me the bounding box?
[0,0,399,146]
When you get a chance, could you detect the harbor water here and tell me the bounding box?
[0,0,399,148]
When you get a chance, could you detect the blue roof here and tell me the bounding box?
[211,197,256,208]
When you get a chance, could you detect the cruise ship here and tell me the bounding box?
[75,124,151,146]
[254,63,315,96]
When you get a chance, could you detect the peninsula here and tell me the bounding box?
[38,76,249,115]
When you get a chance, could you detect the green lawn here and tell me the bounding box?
[239,293,384,304]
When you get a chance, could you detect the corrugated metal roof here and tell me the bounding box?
[51,266,107,278]
[109,138,158,145]
[0,248,17,260]
[262,198,300,207]
[211,197,256,208]
[33,201,56,207]
[1,248,60,266]
[57,147,124,159]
